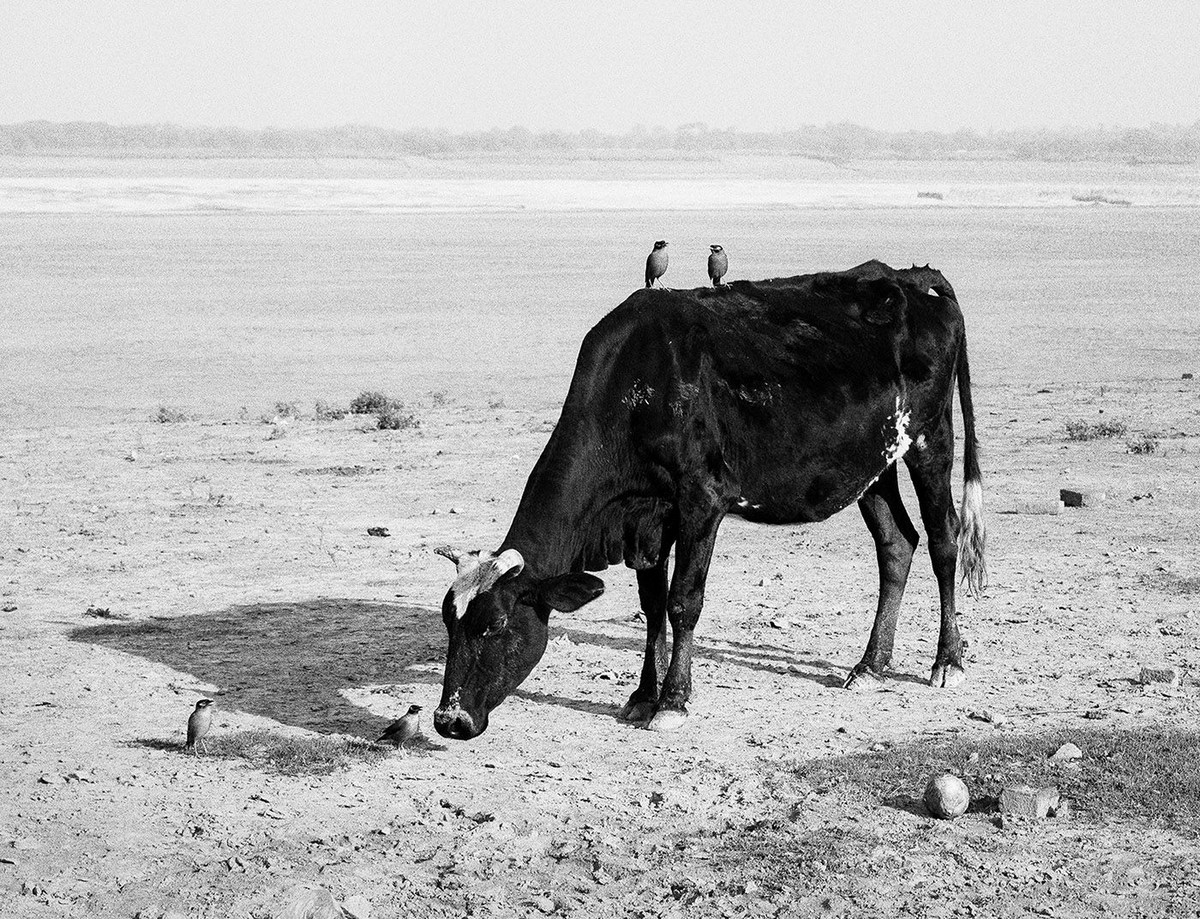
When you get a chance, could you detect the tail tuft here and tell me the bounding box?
[958,478,987,596]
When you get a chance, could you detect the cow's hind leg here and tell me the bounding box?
[845,464,919,689]
[648,490,724,733]
[619,557,671,723]
[906,418,966,688]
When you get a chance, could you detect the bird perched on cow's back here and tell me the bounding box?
[186,698,214,755]
[708,244,728,287]
[645,240,669,288]
[376,704,422,749]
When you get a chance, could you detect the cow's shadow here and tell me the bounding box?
[70,598,864,738]
[71,599,443,738]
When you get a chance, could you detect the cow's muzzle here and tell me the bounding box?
[434,706,481,740]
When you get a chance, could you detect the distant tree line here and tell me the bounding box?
[1,119,1197,164]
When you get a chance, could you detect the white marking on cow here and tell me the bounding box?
[735,498,763,512]
[883,397,913,466]
[449,548,524,619]
[856,398,914,501]
[915,433,927,450]
[622,380,655,408]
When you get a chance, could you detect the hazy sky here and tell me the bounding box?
[4,1,1198,132]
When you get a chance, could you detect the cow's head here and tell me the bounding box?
[433,546,604,740]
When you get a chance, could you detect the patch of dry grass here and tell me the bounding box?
[203,729,388,775]
[1063,419,1127,441]
[795,726,1200,831]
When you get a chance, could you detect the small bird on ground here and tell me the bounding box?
[645,240,669,288]
[708,244,728,286]
[186,699,214,755]
[376,704,422,749]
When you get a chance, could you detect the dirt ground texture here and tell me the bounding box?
[2,374,1200,918]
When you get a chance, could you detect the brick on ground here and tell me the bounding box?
[1060,488,1107,508]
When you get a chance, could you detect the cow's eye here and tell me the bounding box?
[481,616,508,637]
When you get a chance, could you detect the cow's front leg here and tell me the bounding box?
[648,504,723,733]
[619,560,670,723]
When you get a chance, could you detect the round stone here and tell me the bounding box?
[924,774,970,819]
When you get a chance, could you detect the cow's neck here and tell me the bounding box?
[500,420,610,579]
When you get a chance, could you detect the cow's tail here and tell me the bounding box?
[956,332,987,596]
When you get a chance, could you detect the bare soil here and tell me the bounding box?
[3,376,1199,918]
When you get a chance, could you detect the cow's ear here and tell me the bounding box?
[526,573,605,612]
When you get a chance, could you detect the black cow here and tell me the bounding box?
[434,260,986,739]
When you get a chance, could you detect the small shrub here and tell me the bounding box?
[1127,435,1159,455]
[350,391,394,415]
[488,398,506,410]
[429,390,448,407]
[314,400,347,421]
[154,406,192,423]
[1064,419,1127,441]
[265,424,288,441]
[376,403,419,431]
[261,401,302,424]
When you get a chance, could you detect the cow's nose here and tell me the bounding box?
[434,707,478,740]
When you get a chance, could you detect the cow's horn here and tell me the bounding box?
[494,548,525,578]
[434,546,463,564]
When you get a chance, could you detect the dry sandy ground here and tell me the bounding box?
[2,376,1199,918]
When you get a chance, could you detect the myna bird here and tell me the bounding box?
[708,245,728,287]
[376,704,422,748]
[186,699,214,755]
[645,240,669,289]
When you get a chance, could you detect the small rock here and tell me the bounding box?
[366,527,390,537]
[1049,742,1083,762]
[968,710,1006,726]
[1060,489,1106,508]
[448,507,460,515]
[1183,373,1194,380]
[535,895,556,914]
[1139,665,1181,686]
[924,774,970,819]
[342,895,372,919]
[999,785,1062,818]
[769,617,791,630]
[276,885,343,919]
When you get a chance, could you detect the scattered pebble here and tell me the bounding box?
[1049,742,1083,762]
[366,527,390,537]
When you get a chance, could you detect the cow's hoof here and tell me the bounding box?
[929,664,966,688]
[843,667,885,691]
[619,700,655,723]
[646,709,688,733]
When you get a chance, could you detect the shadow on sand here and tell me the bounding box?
[70,597,876,738]
[72,599,442,737]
